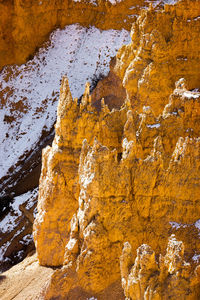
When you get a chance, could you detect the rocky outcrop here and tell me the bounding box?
[0,254,53,300]
[0,0,143,70]
[120,235,200,299]
[24,0,200,298]
[33,73,200,298]
[112,0,200,115]
[33,77,127,266]
[0,7,130,270]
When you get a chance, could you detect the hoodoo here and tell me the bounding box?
[0,0,200,299]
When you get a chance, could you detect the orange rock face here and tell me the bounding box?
[0,0,143,70]
[34,80,200,298]
[33,78,127,266]
[120,235,200,299]
[114,0,200,115]
[33,0,200,298]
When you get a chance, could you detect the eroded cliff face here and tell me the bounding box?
[120,235,200,299]
[31,0,200,298]
[33,78,128,266]
[33,78,200,298]
[113,0,200,115]
[0,0,144,70]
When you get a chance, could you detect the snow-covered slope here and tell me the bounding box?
[0,24,130,184]
[0,188,38,269]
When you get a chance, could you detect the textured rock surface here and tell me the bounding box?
[0,24,130,198]
[113,0,200,115]
[1,0,199,298]
[33,75,200,298]
[0,254,53,300]
[0,6,130,272]
[0,0,142,70]
[120,235,200,299]
[33,77,127,266]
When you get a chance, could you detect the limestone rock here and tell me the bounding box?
[0,0,143,70]
[35,78,200,297]
[33,77,128,266]
[114,0,200,115]
[33,73,200,296]
[32,0,200,298]
[120,235,200,299]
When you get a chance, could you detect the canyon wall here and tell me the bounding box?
[0,0,143,70]
[0,0,199,298]
[33,0,200,298]
[0,1,131,268]
[120,236,200,299]
[96,0,200,116]
[34,82,200,298]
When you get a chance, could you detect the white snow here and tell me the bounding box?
[169,221,188,229]
[0,241,11,261]
[192,253,200,262]
[176,57,187,61]
[194,16,200,21]
[183,91,200,99]
[145,0,179,8]
[146,123,161,129]
[163,0,178,4]
[20,234,33,245]
[0,189,37,264]
[195,219,200,230]
[143,106,151,112]
[0,226,26,263]
[33,206,38,219]
[0,24,130,181]
[108,0,122,4]
[170,219,200,232]
[0,188,38,234]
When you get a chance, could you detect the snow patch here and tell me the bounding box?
[183,91,200,99]
[0,241,11,261]
[0,188,38,234]
[195,219,200,230]
[169,221,188,229]
[163,0,178,4]
[0,189,37,264]
[145,0,178,8]
[20,234,33,245]
[191,88,200,93]
[146,123,161,129]
[0,24,130,181]
[108,0,122,4]
[192,254,200,262]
